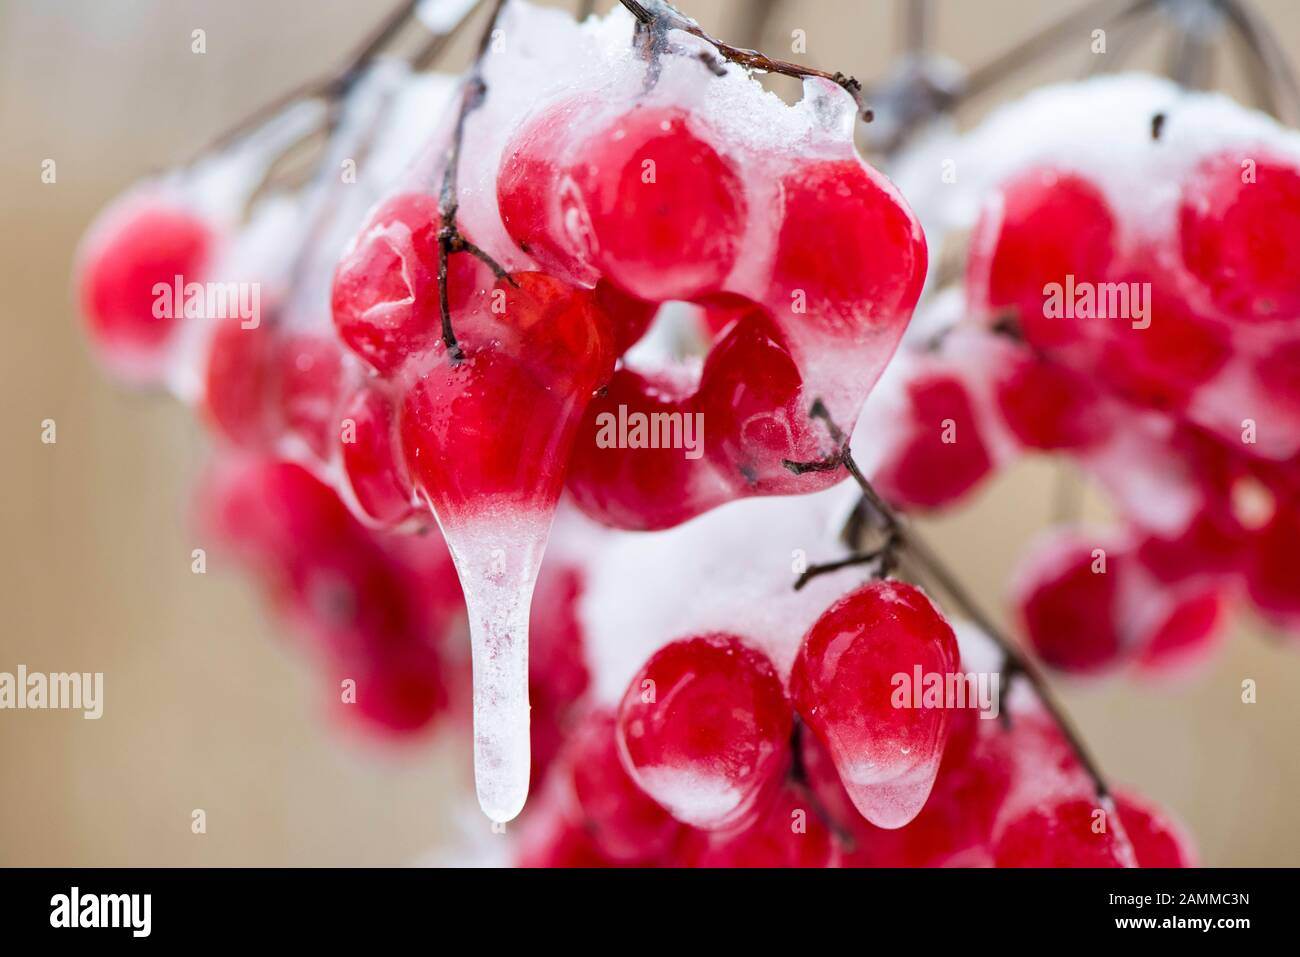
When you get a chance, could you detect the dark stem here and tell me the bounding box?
[615,0,870,119]
[788,720,858,851]
[793,537,896,592]
[436,0,516,362]
[782,400,1111,800]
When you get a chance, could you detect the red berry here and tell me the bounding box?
[617,633,792,830]
[696,305,837,492]
[768,158,926,337]
[341,647,446,735]
[201,322,274,448]
[489,272,616,398]
[273,333,345,461]
[874,371,994,510]
[1115,790,1197,867]
[968,168,1116,350]
[399,346,587,529]
[568,106,746,301]
[1244,497,1300,627]
[566,367,735,531]
[791,580,960,829]
[496,96,601,287]
[993,796,1132,867]
[1180,152,1300,321]
[1095,275,1230,412]
[339,384,418,527]
[560,711,682,863]
[1011,530,1129,674]
[673,784,840,868]
[1136,587,1223,674]
[331,192,488,376]
[78,194,216,380]
[592,279,657,355]
[995,351,1111,451]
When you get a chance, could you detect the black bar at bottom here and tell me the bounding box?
[0,867,1278,942]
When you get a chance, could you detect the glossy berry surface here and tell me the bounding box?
[968,167,1116,350]
[339,384,418,527]
[791,580,959,829]
[768,158,926,336]
[331,192,488,376]
[569,106,746,301]
[992,797,1131,867]
[616,633,792,830]
[561,711,682,863]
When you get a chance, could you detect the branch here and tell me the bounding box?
[616,0,871,120]
[783,400,1112,800]
[436,0,517,362]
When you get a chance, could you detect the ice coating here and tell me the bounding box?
[576,486,860,701]
[630,767,743,829]
[841,754,945,831]
[891,72,1300,260]
[437,508,552,823]
[890,73,1300,468]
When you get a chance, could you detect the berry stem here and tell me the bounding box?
[436,0,517,363]
[794,535,898,591]
[788,720,859,852]
[783,400,1112,801]
[615,0,872,120]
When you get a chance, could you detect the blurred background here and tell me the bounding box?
[2,0,1298,866]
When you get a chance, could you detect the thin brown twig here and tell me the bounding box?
[616,0,871,119]
[436,0,516,362]
[783,400,1111,800]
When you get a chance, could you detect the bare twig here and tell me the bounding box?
[436,0,517,362]
[783,400,1112,800]
[615,0,870,119]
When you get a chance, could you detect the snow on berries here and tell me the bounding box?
[74,0,1300,867]
[873,73,1300,675]
[322,1,926,819]
[616,634,793,829]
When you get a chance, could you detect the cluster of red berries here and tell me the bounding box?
[863,98,1300,676]
[327,99,926,540]
[75,13,1231,865]
[518,581,1193,868]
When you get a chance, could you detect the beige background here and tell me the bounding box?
[1,0,1297,866]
